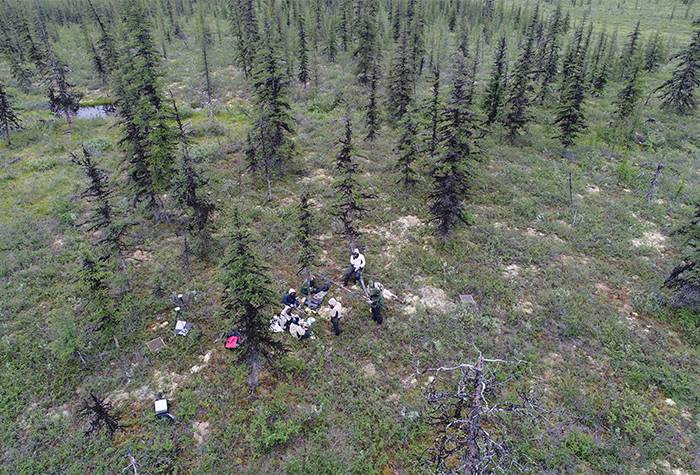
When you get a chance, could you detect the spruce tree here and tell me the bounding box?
[333,116,365,244]
[395,111,419,186]
[171,95,215,257]
[197,8,214,112]
[620,20,642,79]
[536,6,563,104]
[587,30,608,91]
[0,84,22,145]
[465,41,480,106]
[656,19,700,114]
[614,57,643,122]
[427,66,441,156]
[77,254,117,333]
[482,37,507,125]
[71,146,127,261]
[0,40,32,91]
[643,32,665,72]
[45,54,82,127]
[502,10,537,140]
[392,0,402,42]
[664,200,700,306]
[297,16,310,84]
[365,64,380,141]
[87,0,118,76]
[353,0,379,84]
[114,0,176,213]
[339,0,350,52]
[234,0,259,79]
[410,1,426,76]
[554,28,587,147]
[429,51,480,237]
[220,209,286,393]
[296,192,318,272]
[388,29,414,121]
[591,32,615,96]
[326,16,338,63]
[249,25,295,200]
[81,22,107,86]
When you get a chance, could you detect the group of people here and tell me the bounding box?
[269,248,385,341]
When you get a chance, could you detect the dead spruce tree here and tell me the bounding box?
[0,83,22,144]
[425,355,536,474]
[81,393,120,438]
[220,209,287,394]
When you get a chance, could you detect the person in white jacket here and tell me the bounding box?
[289,316,311,340]
[328,297,342,336]
[343,248,365,286]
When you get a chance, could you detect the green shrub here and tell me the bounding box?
[608,388,656,445]
[616,158,639,188]
[84,137,112,152]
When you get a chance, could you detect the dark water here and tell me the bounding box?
[76,104,116,119]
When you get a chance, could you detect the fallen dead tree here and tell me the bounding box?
[424,353,537,474]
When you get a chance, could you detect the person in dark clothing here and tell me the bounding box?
[282,288,299,307]
[301,275,331,309]
[369,281,384,324]
[301,275,330,297]
[328,298,342,336]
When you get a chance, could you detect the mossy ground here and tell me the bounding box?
[1,1,699,473]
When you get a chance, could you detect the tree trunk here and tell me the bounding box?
[182,233,191,279]
[462,357,485,475]
[248,352,261,395]
[645,162,664,201]
[203,46,212,117]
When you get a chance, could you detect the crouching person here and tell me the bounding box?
[289,316,312,340]
[328,298,342,336]
[282,288,299,308]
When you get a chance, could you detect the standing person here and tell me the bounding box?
[369,281,384,324]
[328,297,343,336]
[342,248,366,286]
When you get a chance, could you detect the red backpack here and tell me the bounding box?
[225,335,239,349]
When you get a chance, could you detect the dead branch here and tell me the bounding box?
[424,354,537,474]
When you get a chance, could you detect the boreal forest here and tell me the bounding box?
[1,0,699,473]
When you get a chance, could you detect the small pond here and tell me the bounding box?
[76,104,116,119]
